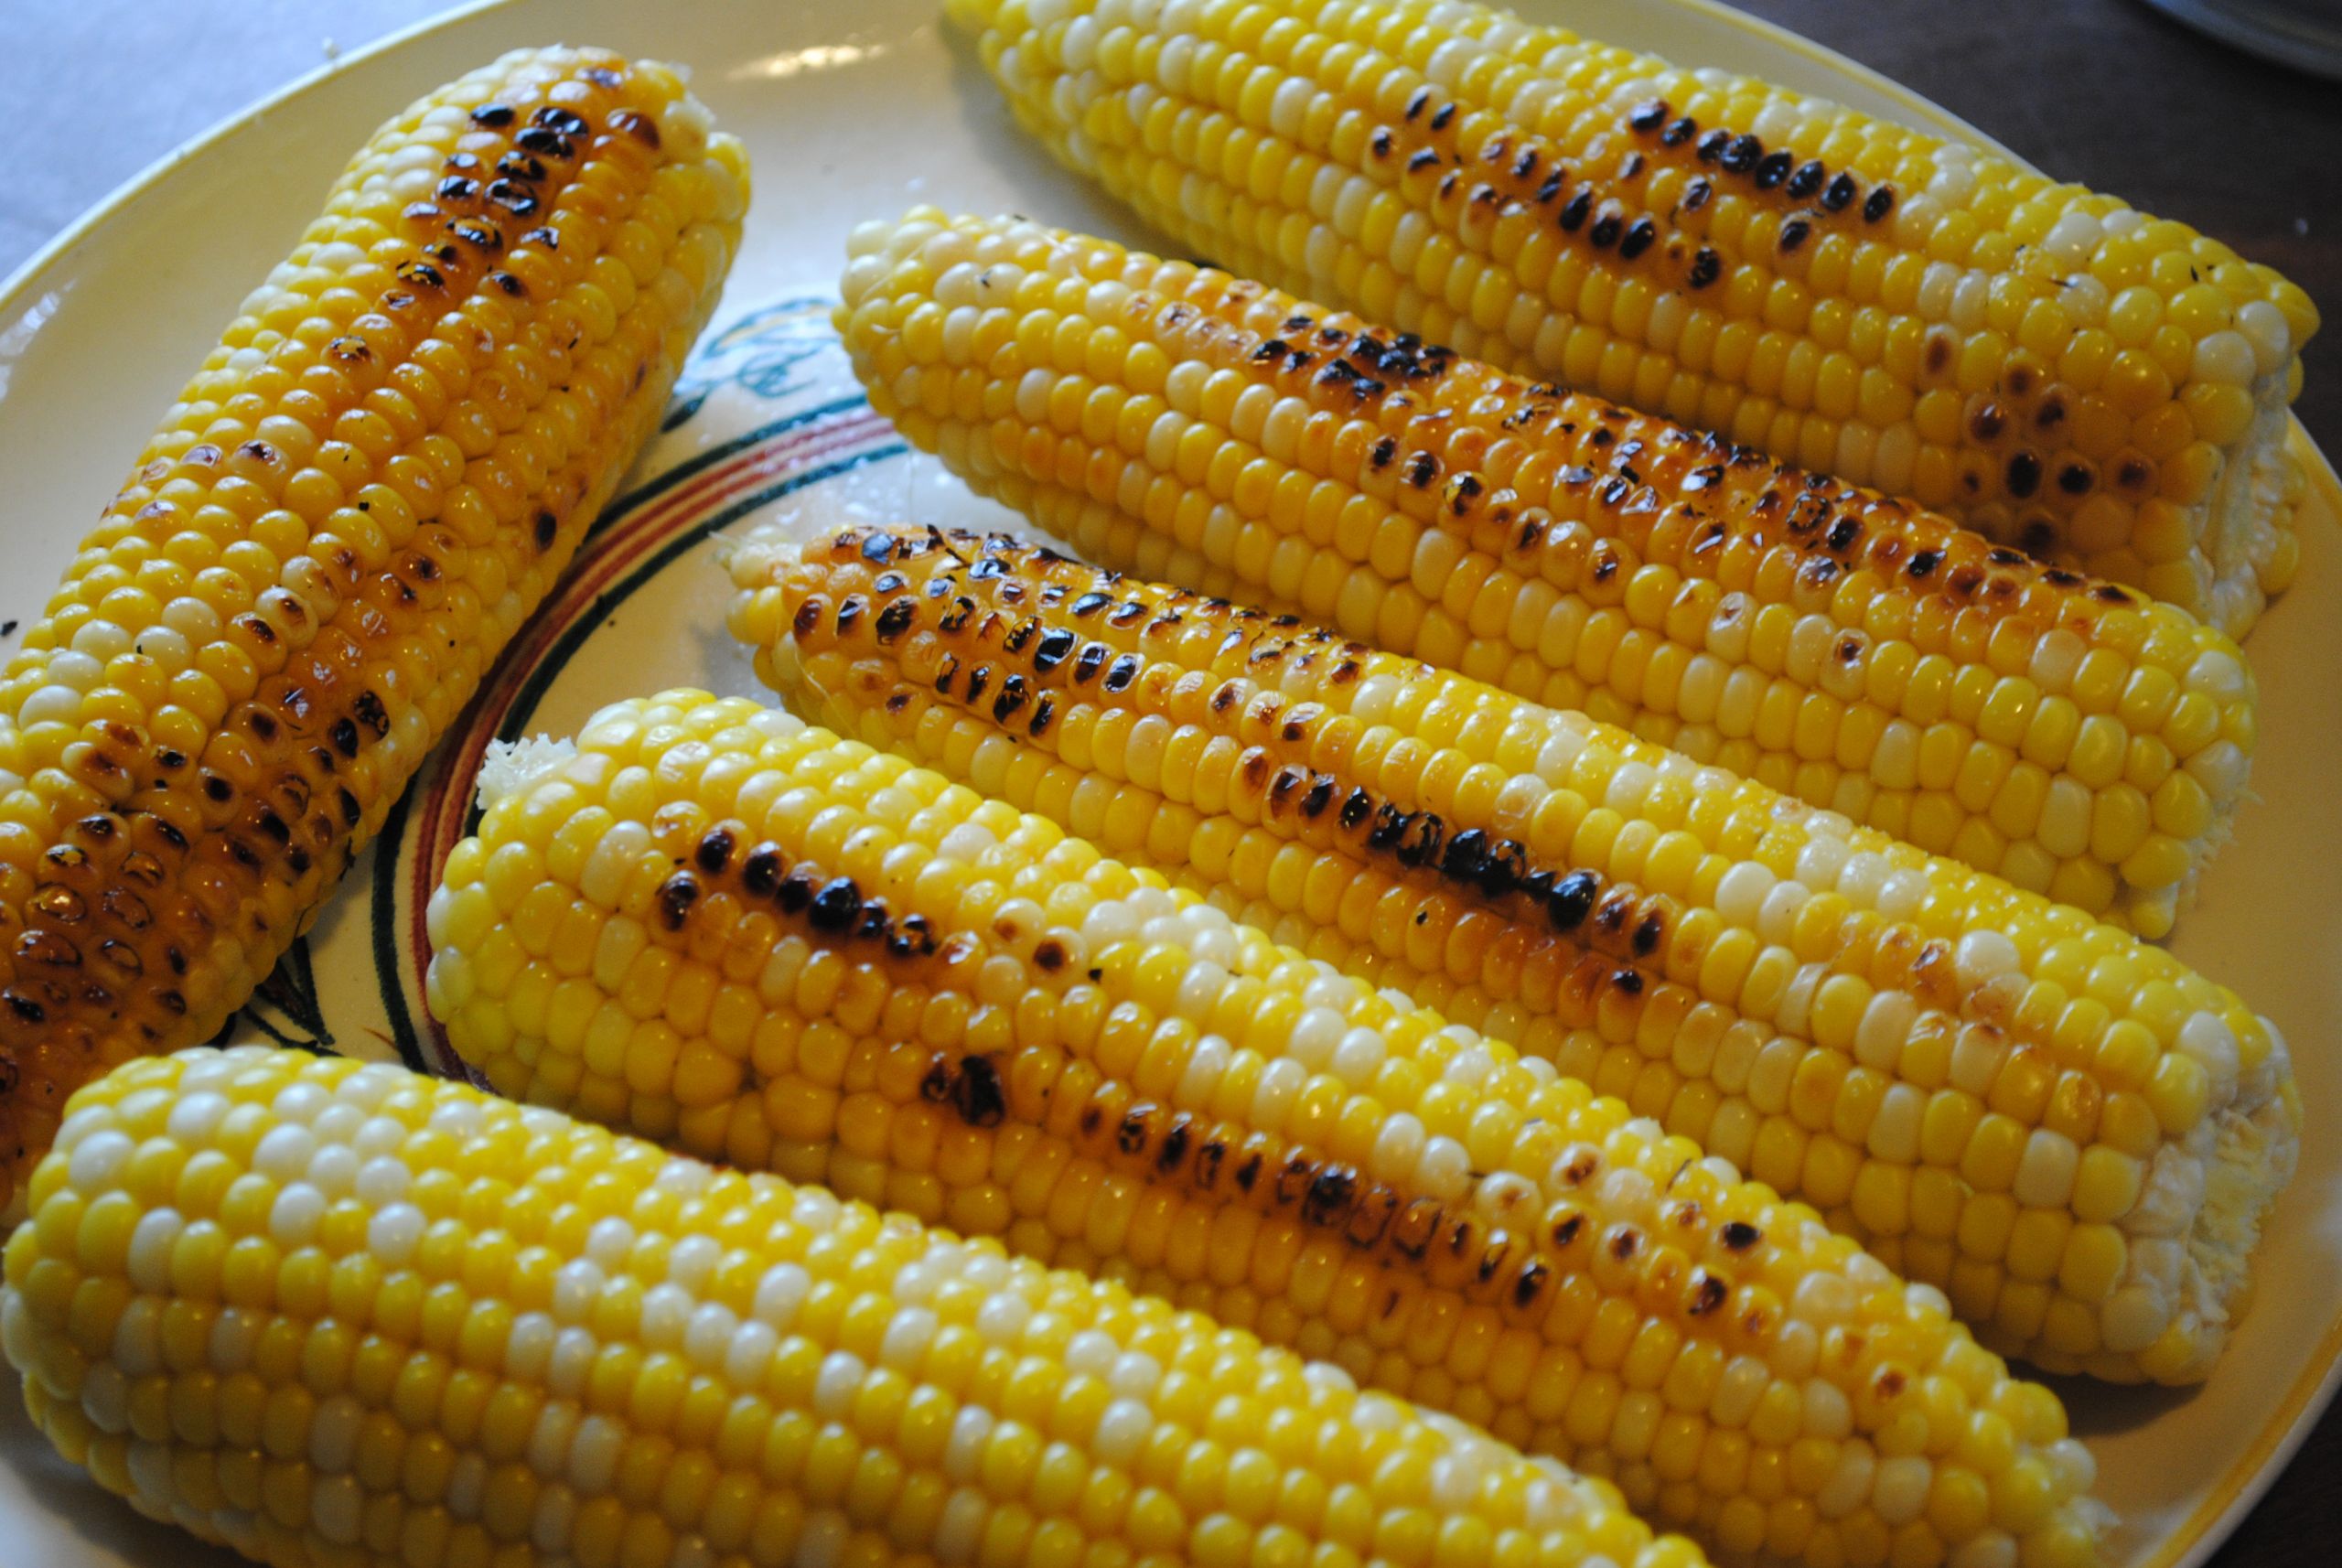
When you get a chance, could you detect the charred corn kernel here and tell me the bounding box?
[730,527,2297,1386]
[0,48,747,1214]
[949,0,2315,637]
[836,213,2255,936]
[424,691,2109,1567]
[4,1047,1706,1568]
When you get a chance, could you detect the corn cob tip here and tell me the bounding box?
[839,203,955,316]
[474,735,580,814]
[711,522,804,583]
[941,0,1009,39]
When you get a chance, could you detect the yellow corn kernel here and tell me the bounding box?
[735,527,2295,1388]
[7,1046,1707,1568]
[0,47,748,1210]
[833,210,2258,932]
[950,0,2315,638]
[422,690,2109,1568]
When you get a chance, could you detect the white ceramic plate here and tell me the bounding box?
[1,2,2336,1564]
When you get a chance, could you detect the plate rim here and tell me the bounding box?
[0,4,2335,1567]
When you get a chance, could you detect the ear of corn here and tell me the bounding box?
[947,0,2316,639]
[3,1045,1713,1568]
[0,47,747,1210]
[834,210,2257,938]
[424,688,2111,1568]
[727,525,2299,1390]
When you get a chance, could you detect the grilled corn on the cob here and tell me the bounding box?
[949,0,2317,638]
[729,525,2298,1388]
[0,47,746,1211]
[836,210,2256,936]
[3,1046,1712,1568]
[424,688,2110,1566]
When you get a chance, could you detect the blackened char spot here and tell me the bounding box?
[2006,451,2043,498]
[954,1056,1006,1126]
[742,846,783,897]
[609,109,661,147]
[1303,1165,1359,1227]
[694,828,735,873]
[655,871,700,930]
[808,878,862,931]
[1155,1115,1192,1171]
[1031,626,1078,672]
[1547,870,1599,929]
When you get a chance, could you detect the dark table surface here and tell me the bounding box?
[1,1,2334,1564]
